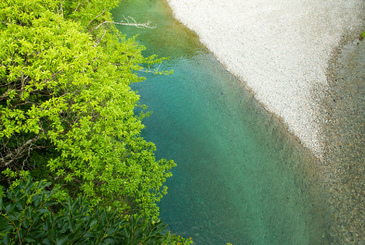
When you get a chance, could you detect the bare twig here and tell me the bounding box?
[74,3,81,13]
[93,28,108,47]
[20,72,29,98]
[0,135,42,168]
[85,9,107,30]
[93,15,156,31]
[59,4,64,18]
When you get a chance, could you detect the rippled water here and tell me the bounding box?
[112,1,329,244]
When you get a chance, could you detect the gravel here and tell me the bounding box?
[166,0,364,158]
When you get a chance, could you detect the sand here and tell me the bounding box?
[166,0,364,158]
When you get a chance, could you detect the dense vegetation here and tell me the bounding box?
[0,0,191,243]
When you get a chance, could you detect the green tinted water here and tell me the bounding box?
[112,1,329,244]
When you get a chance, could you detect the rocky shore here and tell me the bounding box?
[166,0,365,243]
[166,0,364,159]
[322,36,365,244]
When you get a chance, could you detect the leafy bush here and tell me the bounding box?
[0,0,174,219]
[0,176,192,244]
[0,0,192,243]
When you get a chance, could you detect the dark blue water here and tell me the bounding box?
[112,1,328,244]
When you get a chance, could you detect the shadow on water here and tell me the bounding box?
[112,1,330,244]
[112,0,206,58]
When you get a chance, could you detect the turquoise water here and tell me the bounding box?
[112,1,329,244]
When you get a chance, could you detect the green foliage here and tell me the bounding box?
[0,0,191,243]
[61,0,121,26]
[0,176,193,244]
[0,0,174,220]
[360,30,365,40]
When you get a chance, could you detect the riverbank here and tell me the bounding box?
[166,0,364,159]
[166,0,365,243]
[322,36,365,243]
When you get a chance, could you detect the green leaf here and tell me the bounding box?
[43,201,58,208]
[24,237,36,243]
[2,233,10,245]
[22,218,30,229]
[8,211,21,221]
[36,208,49,214]
[102,237,116,243]
[56,235,69,245]
[48,229,56,242]
[42,238,52,245]
[33,215,41,225]
[23,177,34,195]
[24,206,33,219]
[89,219,98,228]
[0,217,12,234]
[15,198,25,210]
[32,194,42,207]
[83,232,94,238]
[5,203,15,214]
[68,216,74,232]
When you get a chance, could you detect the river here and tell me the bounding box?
[112,1,329,244]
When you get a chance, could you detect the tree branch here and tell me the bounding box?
[84,9,107,30]
[58,3,64,18]
[74,3,81,13]
[93,28,108,47]
[93,15,156,31]
[0,135,42,168]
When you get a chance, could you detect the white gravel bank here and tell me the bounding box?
[167,0,364,157]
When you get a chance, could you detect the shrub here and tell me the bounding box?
[0,176,192,244]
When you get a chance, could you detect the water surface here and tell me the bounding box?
[112,1,329,244]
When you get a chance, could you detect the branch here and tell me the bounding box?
[0,135,42,168]
[20,72,29,99]
[93,15,156,31]
[93,28,108,47]
[85,9,107,30]
[58,3,64,18]
[74,3,81,13]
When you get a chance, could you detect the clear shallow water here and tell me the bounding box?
[112,1,329,244]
